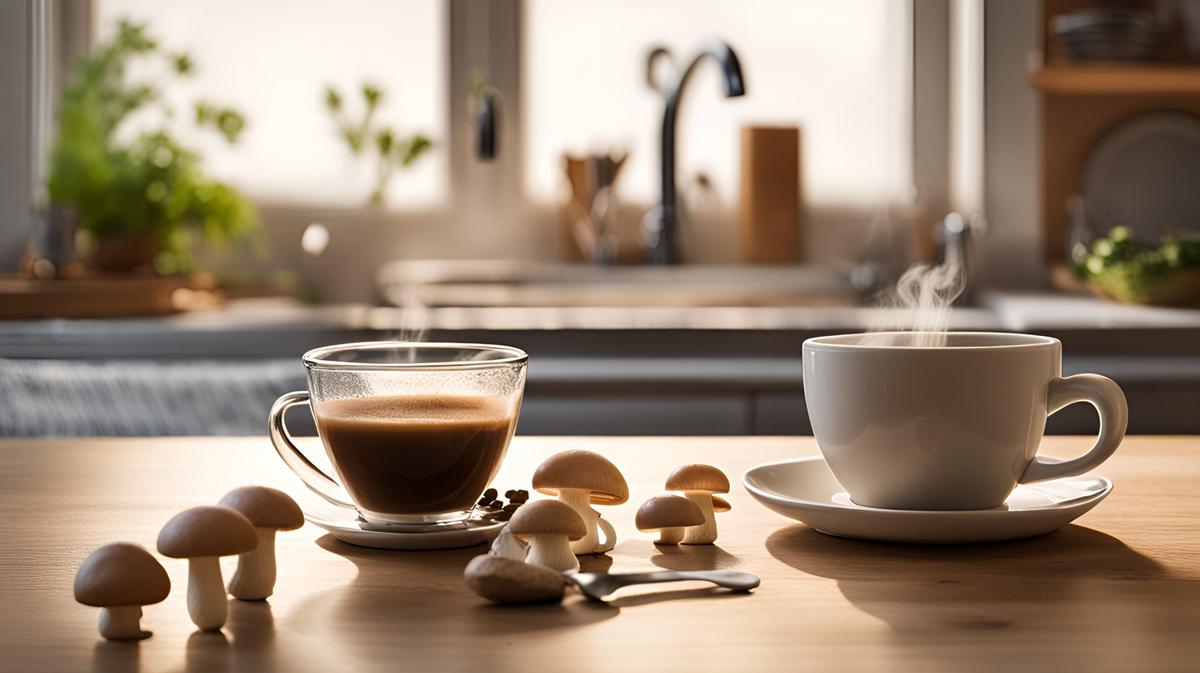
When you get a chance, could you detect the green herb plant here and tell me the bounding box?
[323,83,432,206]
[1073,226,1200,305]
[47,19,258,273]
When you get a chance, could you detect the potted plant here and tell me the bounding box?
[1073,226,1200,307]
[47,19,258,275]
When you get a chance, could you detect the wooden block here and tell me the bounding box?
[739,125,802,263]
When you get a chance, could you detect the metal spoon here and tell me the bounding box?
[565,570,760,602]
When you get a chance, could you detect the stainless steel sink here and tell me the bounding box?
[376,260,856,308]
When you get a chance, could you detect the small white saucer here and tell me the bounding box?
[743,455,1112,544]
[304,501,507,550]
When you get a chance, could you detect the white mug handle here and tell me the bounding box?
[1020,374,1128,484]
[268,391,356,508]
[595,514,617,553]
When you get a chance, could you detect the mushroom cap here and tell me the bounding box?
[712,495,732,513]
[506,499,587,541]
[665,463,730,494]
[74,543,170,607]
[532,450,629,505]
[635,495,706,532]
[218,486,304,531]
[157,506,258,559]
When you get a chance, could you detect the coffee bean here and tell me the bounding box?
[483,488,498,500]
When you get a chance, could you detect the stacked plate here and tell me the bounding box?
[1054,8,1166,62]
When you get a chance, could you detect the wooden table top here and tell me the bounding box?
[1,435,1198,673]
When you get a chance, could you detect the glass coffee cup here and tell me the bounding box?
[268,342,527,526]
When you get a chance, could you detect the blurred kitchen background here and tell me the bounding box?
[1,0,1197,437]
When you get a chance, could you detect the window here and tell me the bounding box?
[94,0,446,209]
[522,0,913,209]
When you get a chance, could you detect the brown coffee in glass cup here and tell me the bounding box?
[268,342,527,526]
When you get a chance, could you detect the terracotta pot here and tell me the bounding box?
[88,234,161,274]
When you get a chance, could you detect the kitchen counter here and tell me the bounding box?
[1,435,1197,673]
[2,292,1199,360]
[2,292,1198,435]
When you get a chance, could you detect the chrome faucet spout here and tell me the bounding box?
[645,40,745,265]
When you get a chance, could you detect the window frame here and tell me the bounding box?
[19,0,957,271]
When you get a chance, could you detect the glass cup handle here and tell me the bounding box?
[1021,374,1128,484]
[268,391,355,508]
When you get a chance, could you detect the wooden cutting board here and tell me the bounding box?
[0,274,223,319]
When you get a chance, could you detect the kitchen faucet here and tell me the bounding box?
[644,40,745,264]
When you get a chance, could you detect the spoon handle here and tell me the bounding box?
[606,570,761,592]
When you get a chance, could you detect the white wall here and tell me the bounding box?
[981,0,1045,288]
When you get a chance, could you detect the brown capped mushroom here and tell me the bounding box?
[218,486,304,601]
[665,464,731,544]
[507,499,587,572]
[464,555,566,604]
[532,450,628,554]
[158,506,257,631]
[635,495,706,544]
[74,543,171,640]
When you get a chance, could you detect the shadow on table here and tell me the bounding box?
[286,536,616,642]
[766,524,1200,643]
[650,542,741,570]
[91,639,141,673]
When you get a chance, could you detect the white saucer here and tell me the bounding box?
[304,501,507,550]
[743,456,1112,544]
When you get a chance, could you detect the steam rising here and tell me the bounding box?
[860,261,965,348]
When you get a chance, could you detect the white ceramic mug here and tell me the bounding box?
[803,332,1128,510]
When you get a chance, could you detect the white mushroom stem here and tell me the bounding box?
[524,535,579,572]
[187,556,228,631]
[228,527,277,601]
[656,527,686,544]
[98,606,148,640]
[558,488,599,554]
[681,491,718,544]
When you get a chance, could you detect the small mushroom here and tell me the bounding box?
[635,495,706,545]
[532,450,628,554]
[464,555,566,604]
[74,543,171,640]
[157,506,257,631]
[665,464,731,544]
[489,526,528,561]
[218,486,304,601]
[506,499,587,572]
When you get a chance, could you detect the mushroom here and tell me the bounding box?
[665,464,731,544]
[464,554,566,604]
[489,526,528,561]
[532,450,628,554]
[506,499,587,572]
[635,495,706,545]
[157,506,257,631]
[74,543,171,640]
[218,486,304,601]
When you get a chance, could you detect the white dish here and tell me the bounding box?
[304,501,506,550]
[743,455,1112,544]
[1081,111,1200,241]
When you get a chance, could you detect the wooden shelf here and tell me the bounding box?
[1032,65,1200,95]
